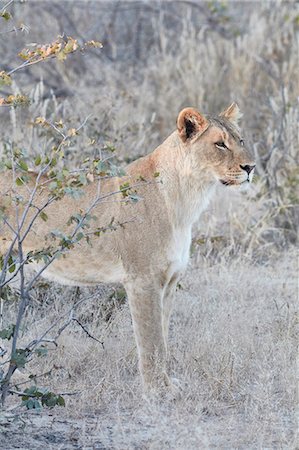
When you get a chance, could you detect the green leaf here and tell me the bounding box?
[57,50,67,61]
[11,349,28,368]
[95,160,108,175]
[109,288,127,303]
[116,168,126,176]
[34,155,42,166]
[119,182,130,197]
[18,160,28,171]
[129,194,140,203]
[35,346,48,357]
[40,211,48,222]
[23,398,41,410]
[104,143,116,152]
[33,399,42,409]
[23,385,38,397]
[0,71,12,86]
[8,255,16,273]
[78,173,87,185]
[75,232,84,242]
[41,392,65,408]
[43,394,57,407]
[63,187,84,199]
[64,40,75,53]
[25,399,34,409]
[20,385,66,410]
[50,158,57,167]
[0,324,15,340]
[49,181,58,191]
[0,11,11,21]
[16,176,25,186]
[57,395,65,407]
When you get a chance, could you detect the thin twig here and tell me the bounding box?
[7,55,56,76]
[9,389,79,397]
[0,26,27,35]
[72,318,104,347]
[26,291,96,351]
[0,0,13,13]
[13,369,54,387]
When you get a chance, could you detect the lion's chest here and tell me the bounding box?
[167,226,192,275]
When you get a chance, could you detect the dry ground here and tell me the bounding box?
[0,1,298,449]
[1,249,297,449]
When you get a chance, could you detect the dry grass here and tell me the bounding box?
[2,250,297,448]
[0,1,298,448]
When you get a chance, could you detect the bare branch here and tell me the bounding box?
[0,25,29,36]
[72,318,104,347]
[0,0,13,13]
[26,291,95,351]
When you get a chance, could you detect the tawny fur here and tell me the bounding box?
[0,105,255,392]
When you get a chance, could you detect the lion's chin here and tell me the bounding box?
[220,179,250,188]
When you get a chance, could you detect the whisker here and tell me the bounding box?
[225,174,243,179]
[226,172,243,177]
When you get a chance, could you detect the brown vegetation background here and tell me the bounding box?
[0,1,298,449]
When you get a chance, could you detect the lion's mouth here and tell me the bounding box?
[220,178,250,186]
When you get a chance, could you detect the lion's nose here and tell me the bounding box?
[240,164,255,175]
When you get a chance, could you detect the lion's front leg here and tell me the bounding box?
[125,279,170,391]
[162,272,180,349]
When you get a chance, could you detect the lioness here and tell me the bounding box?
[0,103,255,393]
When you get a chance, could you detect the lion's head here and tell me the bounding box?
[177,103,255,187]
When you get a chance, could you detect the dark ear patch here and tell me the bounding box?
[177,107,209,142]
[185,119,196,139]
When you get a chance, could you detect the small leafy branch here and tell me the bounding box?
[0,1,108,409]
[0,41,152,409]
[0,0,156,410]
[0,32,102,106]
[16,386,65,410]
[0,1,14,23]
[17,35,102,65]
[0,114,145,406]
[0,289,104,409]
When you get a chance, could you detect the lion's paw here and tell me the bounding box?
[142,373,184,403]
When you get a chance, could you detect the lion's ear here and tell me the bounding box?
[219,102,242,128]
[177,107,209,142]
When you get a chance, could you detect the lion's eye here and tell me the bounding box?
[240,139,244,146]
[215,142,227,150]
